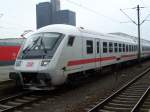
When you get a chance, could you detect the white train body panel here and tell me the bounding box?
[11,24,150,89]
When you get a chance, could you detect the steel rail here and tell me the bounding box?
[0,90,37,112]
[0,91,33,103]
[88,66,150,112]
[131,86,150,112]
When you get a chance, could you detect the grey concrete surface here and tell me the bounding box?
[0,66,14,82]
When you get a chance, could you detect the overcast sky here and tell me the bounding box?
[0,0,150,40]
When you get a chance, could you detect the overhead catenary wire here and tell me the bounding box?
[120,5,150,64]
[140,14,150,24]
[120,9,137,25]
[64,0,121,24]
[140,0,146,7]
[120,6,150,25]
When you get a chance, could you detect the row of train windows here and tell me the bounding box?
[86,40,150,54]
[102,42,138,53]
[67,37,150,54]
[142,46,150,51]
[86,40,139,54]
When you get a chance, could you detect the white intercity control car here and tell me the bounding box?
[9,24,150,90]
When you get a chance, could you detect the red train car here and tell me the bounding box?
[0,38,25,65]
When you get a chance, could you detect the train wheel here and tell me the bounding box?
[15,78,23,90]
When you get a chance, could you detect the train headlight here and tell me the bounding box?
[15,60,22,66]
[41,60,50,66]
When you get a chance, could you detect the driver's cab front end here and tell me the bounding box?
[10,31,64,90]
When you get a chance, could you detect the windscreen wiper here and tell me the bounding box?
[22,36,41,54]
[40,38,47,53]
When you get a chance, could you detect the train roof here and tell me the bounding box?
[35,24,150,45]
[110,32,150,46]
[36,24,80,35]
[78,27,137,44]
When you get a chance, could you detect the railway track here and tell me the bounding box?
[0,63,150,112]
[0,90,41,112]
[0,83,70,112]
[0,80,15,90]
[88,67,150,112]
[0,89,61,112]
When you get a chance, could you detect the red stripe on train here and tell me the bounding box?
[67,54,139,66]
[67,56,116,66]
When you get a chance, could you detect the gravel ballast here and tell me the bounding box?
[21,60,150,112]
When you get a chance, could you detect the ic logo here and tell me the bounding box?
[26,62,34,67]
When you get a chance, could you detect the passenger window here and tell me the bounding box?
[123,44,125,52]
[67,36,75,46]
[134,45,136,51]
[86,40,93,54]
[114,43,118,53]
[129,45,132,52]
[109,42,113,53]
[97,42,100,53]
[119,44,122,52]
[135,45,137,51]
[126,45,128,52]
[103,42,107,53]
[132,45,134,52]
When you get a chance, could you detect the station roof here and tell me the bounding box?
[0,38,25,46]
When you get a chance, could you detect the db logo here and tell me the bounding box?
[26,62,34,67]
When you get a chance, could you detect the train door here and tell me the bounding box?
[95,38,101,68]
[83,37,95,70]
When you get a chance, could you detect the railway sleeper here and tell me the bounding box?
[129,84,150,89]
[123,90,146,93]
[129,82,149,89]
[0,104,12,109]
[126,87,148,91]
[145,98,150,102]
[144,99,150,104]
[15,99,29,103]
[103,105,131,112]
[140,108,150,112]
[121,91,145,94]
[29,95,42,99]
[131,82,150,87]
[6,101,23,106]
[125,88,147,91]
[125,87,147,90]
[141,104,150,108]
[118,94,141,98]
[0,104,12,110]
[111,99,137,104]
[0,109,5,112]
[115,96,139,101]
[121,92,144,96]
[22,96,37,100]
[98,109,116,112]
[107,102,135,108]
[84,108,94,112]
[128,85,150,89]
